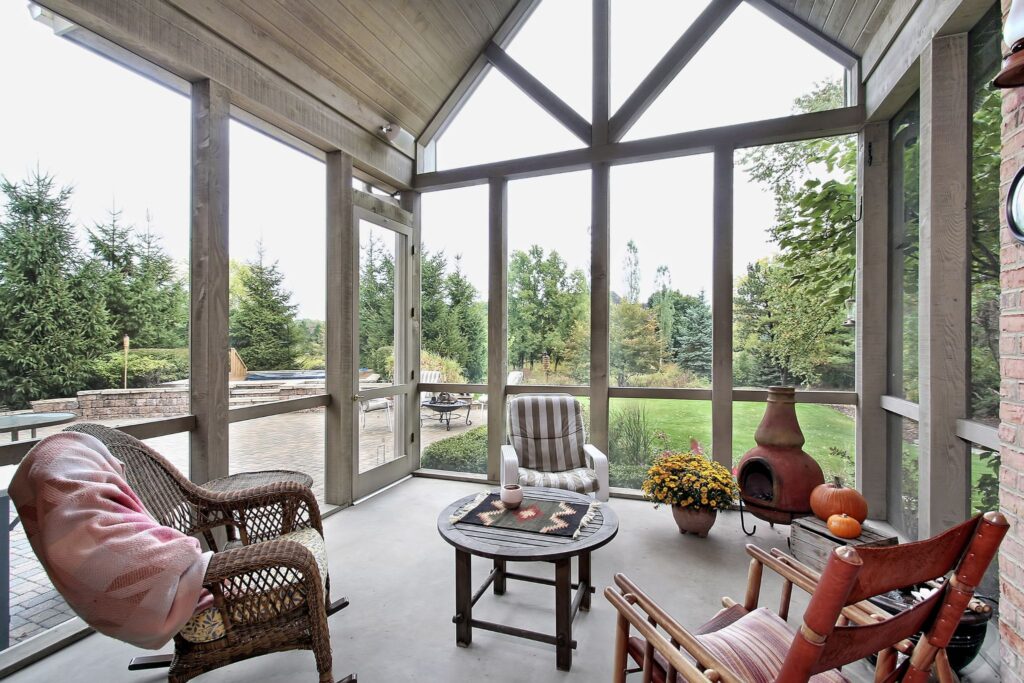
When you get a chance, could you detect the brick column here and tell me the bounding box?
[1000,3,1024,676]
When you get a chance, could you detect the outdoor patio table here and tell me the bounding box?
[0,412,76,442]
[437,487,618,671]
[421,400,471,431]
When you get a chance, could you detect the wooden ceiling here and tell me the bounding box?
[768,0,891,55]
[165,0,889,146]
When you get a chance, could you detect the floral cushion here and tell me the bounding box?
[178,527,327,644]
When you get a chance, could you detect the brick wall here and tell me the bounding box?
[1002,5,1024,675]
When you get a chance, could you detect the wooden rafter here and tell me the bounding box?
[607,0,742,143]
[484,42,592,144]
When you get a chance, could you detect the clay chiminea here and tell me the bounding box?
[736,386,825,524]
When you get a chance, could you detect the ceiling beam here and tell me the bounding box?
[608,0,742,143]
[746,0,859,67]
[415,104,864,191]
[859,0,921,80]
[37,0,414,188]
[483,42,591,144]
[418,0,541,148]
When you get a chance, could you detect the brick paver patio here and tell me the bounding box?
[6,404,481,645]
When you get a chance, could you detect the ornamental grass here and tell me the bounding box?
[642,451,738,511]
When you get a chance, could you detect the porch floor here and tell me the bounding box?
[3,476,1001,682]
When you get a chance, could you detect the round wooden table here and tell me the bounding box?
[0,412,76,442]
[437,487,619,671]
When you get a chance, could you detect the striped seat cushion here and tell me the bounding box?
[507,395,588,472]
[698,608,848,683]
[518,466,599,494]
[627,607,848,683]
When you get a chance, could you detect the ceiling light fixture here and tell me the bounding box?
[380,123,401,142]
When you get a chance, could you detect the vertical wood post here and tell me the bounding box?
[401,191,422,469]
[326,151,356,507]
[189,79,230,484]
[487,178,509,481]
[857,122,889,516]
[589,0,611,453]
[590,165,611,453]
[918,34,970,536]
[711,146,733,468]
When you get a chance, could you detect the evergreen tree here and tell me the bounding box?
[609,302,662,386]
[358,233,395,369]
[442,255,486,381]
[651,265,675,365]
[88,208,137,343]
[0,173,111,407]
[133,215,188,348]
[230,245,298,370]
[674,290,712,379]
[623,240,641,304]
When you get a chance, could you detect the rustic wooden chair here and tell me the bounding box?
[605,511,1008,683]
[63,423,352,682]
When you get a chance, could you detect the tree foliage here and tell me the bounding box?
[230,245,299,370]
[0,173,111,407]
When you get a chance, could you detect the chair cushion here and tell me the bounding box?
[518,466,599,494]
[507,395,588,471]
[698,608,849,683]
[626,607,848,683]
[178,527,327,644]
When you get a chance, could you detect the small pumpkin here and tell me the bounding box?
[810,477,868,523]
[827,513,862,539]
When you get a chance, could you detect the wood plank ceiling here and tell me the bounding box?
[165,0,887,145]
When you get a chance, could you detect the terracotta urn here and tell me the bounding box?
[671,505,717,537]
[735,386,825,524]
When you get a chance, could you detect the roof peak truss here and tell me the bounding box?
[419,0,860,168]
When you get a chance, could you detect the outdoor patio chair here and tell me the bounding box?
[359,397,392,431]
[479,370,523,410]
[605,511,1009,683]
[501,394,609,502]
[36,425,355,683]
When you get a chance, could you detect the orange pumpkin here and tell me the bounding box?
[810,477,868,523]
[827,513,862,539]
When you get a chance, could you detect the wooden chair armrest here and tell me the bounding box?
[612,574,746,683]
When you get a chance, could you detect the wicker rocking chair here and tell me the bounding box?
[63,423,353,683]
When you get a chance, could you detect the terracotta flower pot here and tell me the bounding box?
[671,505,717,537]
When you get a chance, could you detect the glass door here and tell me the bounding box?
[353,200,414,498]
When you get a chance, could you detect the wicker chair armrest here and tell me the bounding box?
[192,482,324,545]
[202,538,326,632]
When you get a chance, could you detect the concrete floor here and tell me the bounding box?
[4,477,1000,682]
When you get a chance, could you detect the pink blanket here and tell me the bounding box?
[8,432,212,649]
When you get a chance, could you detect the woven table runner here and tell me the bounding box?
[451,492,599,539]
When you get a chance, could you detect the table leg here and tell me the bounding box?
[555,558,572,671]
[10,431,17,442]
[30,428,37,439]
[494,558,506,595]
[1,494,9,650]
[579,551,592,611]
[455,549,472,647]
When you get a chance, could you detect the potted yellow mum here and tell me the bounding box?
[642,447,738,537]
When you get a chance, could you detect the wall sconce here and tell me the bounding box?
[380,123,402,142]
[996,0,1024,87]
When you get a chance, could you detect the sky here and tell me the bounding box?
[0,0,844,319]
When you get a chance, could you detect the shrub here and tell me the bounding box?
[628,363,706,389]
[609,404,658,467]
[421,427,488,473]
[89,348,189,389]
[609,463,647,489]
[421,350,467,383]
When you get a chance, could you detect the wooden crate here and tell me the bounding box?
[790,516,898,572]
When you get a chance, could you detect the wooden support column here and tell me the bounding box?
[856,122,889,516]
[326,151,356,507]
[711,146,733,468]
[487,178,509,481]
[189,79,230,484]
[589,0,611,453]
[918,34,970,537]
[401,191,422,469]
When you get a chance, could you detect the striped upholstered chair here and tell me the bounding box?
[501,394,609,502]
